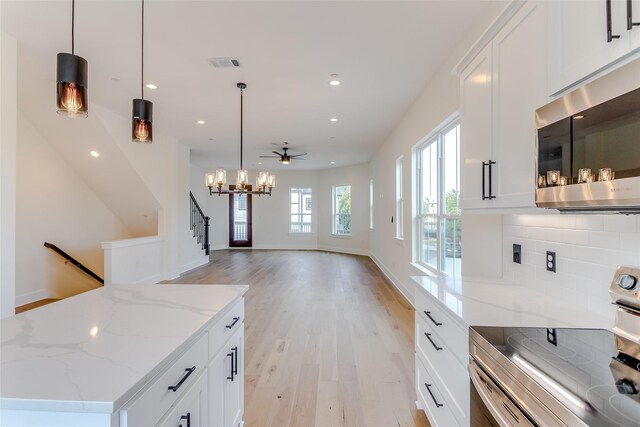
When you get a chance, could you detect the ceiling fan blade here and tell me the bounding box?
[290,153,308,157]
[292,157,306,160]
[272,151,283,156]
[259,155,280,158]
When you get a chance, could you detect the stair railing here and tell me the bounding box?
[43,242,104,285]
[190,192,210,256]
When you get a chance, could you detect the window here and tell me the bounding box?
[416,119,461,277]
[369,179,374,229]
[332,185,351,236]
[290,188,312,233]
[396,157,404,239]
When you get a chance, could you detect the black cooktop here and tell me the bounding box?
[472,326,640,427]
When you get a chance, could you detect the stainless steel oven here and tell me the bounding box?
[469,266,640,427]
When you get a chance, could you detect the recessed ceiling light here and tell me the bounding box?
[258,162,262,165]
[573,115,584,120]
[90,151,100,158]
[197,120,206,125]
[330,117,338,122]
[330,161,335,165]
[329,74,341,86]
[145,83,158,89]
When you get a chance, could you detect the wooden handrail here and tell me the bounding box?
[44,242,104,285]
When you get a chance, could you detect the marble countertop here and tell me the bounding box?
[0,284,248,414]
[412,275,614,330]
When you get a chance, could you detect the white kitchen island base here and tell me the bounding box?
[0,284,247,427]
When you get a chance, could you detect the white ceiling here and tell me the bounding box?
[2,0,492,171]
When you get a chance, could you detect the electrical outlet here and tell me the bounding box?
[513,244,521,264]
[546,251,556,272]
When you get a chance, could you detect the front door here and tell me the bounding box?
[228,186,252,247]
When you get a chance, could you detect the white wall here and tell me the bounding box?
[1,32,17,317]
[318,163,370,255]
[192,165,371,254]
[368,3,508,304]
[502,214,640,321]
[15,113,133,304]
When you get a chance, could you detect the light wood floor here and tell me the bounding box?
[168,250,430,427]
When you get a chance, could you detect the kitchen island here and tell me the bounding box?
[0,284,248,427]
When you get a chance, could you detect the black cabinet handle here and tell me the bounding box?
[227,350,235,381]
[608,0,621,41]
[481,162,487,200]
[179,413,191,427]
[168,366,196,392]
[628,0,640,29]
[232,346,238,376]
[424,383,443,408]
[423,310,442,326]
[487,160,496,199]
[225,317,240,329]
[424,333,443,351]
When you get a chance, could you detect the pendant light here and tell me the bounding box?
[206,83,275,196]
[56,0,88,118]
[132,0,153,143]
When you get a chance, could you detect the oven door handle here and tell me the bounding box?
[469,360,534,426]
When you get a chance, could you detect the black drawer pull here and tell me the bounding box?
[628,0,640,30]
[424,333,443,351]
[424,383,443,408]
[179,412,191,427]
[168,366,196,392]
[607,0,621,42]
[423,311,442,326]
[225,316,240,329]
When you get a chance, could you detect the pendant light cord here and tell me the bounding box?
[141,0,144,99]
[71,0,75,54]
[240,85,243,170]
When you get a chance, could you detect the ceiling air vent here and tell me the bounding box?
[208,57,240,68]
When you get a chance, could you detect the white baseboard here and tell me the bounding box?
[133,273,164,284]
[316,245,370,257]
[180,256,210,275]
[15,289,56,307]
[369,254,414,308]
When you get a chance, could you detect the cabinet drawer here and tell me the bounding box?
[121,333,208,427]
[416,357,461,427]
[415,289,468,367]
[416,315,468,418]
[209,298,244,358]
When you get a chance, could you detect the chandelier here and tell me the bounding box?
[206,83,275,196]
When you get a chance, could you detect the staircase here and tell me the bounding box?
[190,192,210,256]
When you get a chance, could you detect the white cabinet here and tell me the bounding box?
[459,1,547,211]
[549,0,640,95]
[208,328,244,427]
[158,372,208,427]
[631,0,640,50]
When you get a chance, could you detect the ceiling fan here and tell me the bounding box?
[260,145,307,165]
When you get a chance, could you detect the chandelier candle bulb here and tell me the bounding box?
[236,169,248,188]
[267,174,276,189]
[215,168,226,186]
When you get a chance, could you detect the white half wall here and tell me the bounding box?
[1,32,17,317]
[102,236,163,285]
[15,112,133,303]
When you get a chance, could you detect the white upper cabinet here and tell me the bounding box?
[492,0,547,208]
[460,44,493,209]
[549,0,640,95]
[459,1,547,211]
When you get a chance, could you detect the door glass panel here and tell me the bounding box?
[233,193,248,241]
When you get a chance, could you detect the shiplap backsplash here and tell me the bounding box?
[502,214,640,317]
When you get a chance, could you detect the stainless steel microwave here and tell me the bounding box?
[535,59,640,213]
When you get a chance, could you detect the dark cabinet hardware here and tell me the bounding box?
[168,366,196,392]
[424,333,443,351]
[232,346,239,376]
[225,317,240,329]
[179,413,191,427]
[424,383,444,408]
[608,0,621,41]
[482,160,496,200]
[423,311,442,326]
[628,0,640,29]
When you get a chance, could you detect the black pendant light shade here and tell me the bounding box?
[56,0,88,118]
[132,98,153,143]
